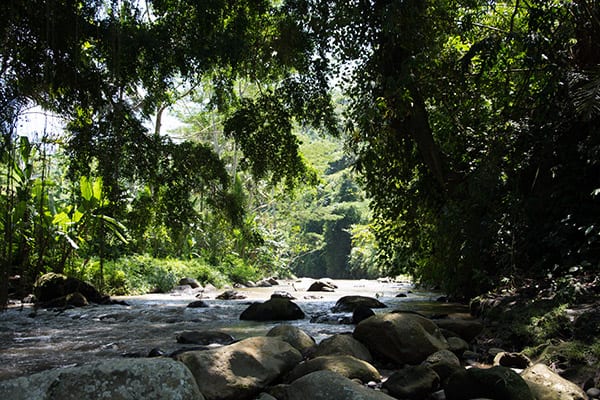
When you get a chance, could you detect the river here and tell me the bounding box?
[0,278,468,381]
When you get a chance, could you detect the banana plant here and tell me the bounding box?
[52,176,128,279]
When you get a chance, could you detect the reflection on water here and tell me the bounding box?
[0,278,466,380]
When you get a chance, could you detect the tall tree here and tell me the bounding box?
[298,0,600,295]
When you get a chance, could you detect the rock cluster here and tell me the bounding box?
[1,291,592,400]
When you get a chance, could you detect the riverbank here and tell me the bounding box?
[1,276,597,399]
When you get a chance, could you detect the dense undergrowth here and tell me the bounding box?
[472,272,600,387]
[63,254,275,296]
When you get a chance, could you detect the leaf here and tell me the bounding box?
[52,212,71,226]
[80,176,93,202]
[98,214,129,244]
[92,177,104,202]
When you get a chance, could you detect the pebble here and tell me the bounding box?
[587,387,600,399]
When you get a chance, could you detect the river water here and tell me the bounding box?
[0,278,467,381]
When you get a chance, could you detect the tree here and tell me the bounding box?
[297,0,600,295]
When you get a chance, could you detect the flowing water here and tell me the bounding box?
[0,278,468,381]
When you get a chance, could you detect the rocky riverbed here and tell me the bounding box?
[1,277,597,399]
[0,278,458,380]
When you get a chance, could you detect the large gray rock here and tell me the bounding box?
[266,324,316,354]
[284,355,381,383]
[445,366,534,400]
[521,363,588,400]
[175,336,302,400]
[239,298,305,321]
[0,358,203,400]
[353,312,448,365]
[331,295,387,312]
[311,333,373,363]
[284,371,397,400]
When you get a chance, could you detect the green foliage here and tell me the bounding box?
[225,256,259,285]
[66,255,230,295]
[302,0,600,296]
[4,0,598,303]
[348,224,381,279]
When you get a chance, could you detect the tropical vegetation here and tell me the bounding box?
[1,0,598,305]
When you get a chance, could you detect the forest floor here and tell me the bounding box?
[470,271,600,389]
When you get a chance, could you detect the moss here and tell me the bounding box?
[524,339,600,387]
[529,304,572,343]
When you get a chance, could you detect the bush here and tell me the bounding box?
[65,254,230,295]
[225,255,259,284]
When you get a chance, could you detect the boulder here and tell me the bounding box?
[266,324,316,354]
[176,330,236,345]
[270,291,295,300]
[187,300,209,308]
[382,364,440,399]
[353,305,376,324]
[284,355,381,383]
[33,273,108,306]
[433,318,484,342]
[311,333,373,363]
[239,298,305,321]
[444,366,534,400]
[307,280,337,292]
[331,295,387,313]
[521,363,588,400]
[423,349,462,381]
[283,371,397,400]
[216,290,246,300]
[353,312,448,365]
[179,277,201,288]
[175,336,302,400]
[0,357,203,400]
[256,279,273,287]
